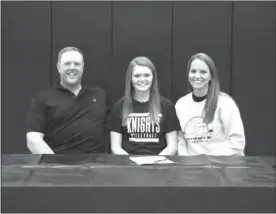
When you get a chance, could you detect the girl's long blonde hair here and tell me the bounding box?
[122,56,161,126]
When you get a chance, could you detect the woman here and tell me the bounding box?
[107,56,179,155]
[175,53,246,156]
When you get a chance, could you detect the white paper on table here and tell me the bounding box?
[129,156,174,165]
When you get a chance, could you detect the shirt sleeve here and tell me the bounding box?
[26,94,46,133]
[98,89,109,123]
[106,100,123,133]
[219,96,246,155]
[163,99,181,133]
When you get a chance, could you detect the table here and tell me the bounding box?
[2,154,275,212]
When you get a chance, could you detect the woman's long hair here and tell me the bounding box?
[122,56,161,126]
[187,53,220,124]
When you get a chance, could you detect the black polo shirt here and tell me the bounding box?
[26,84,108,154]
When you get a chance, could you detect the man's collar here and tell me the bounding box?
[54,83,65,90]
[54,83,87,92]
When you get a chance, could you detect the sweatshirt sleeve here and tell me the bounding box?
[177,130,190,156]
[219,96,246,155]
[175,99,190,156]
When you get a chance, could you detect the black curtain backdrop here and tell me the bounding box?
[1,1,275,155]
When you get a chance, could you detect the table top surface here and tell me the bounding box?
[2,154,275,187]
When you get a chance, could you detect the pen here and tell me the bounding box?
[153,158,167,164]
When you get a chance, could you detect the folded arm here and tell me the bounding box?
[110,131,129,155]
[177,130,190,156]
[26,132,54,154]
[159,130,177,156]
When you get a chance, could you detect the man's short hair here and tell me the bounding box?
[57,46,84,64]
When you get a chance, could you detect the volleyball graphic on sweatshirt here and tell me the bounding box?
[184,116,213,143]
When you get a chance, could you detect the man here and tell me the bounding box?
[26,47,108,154]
